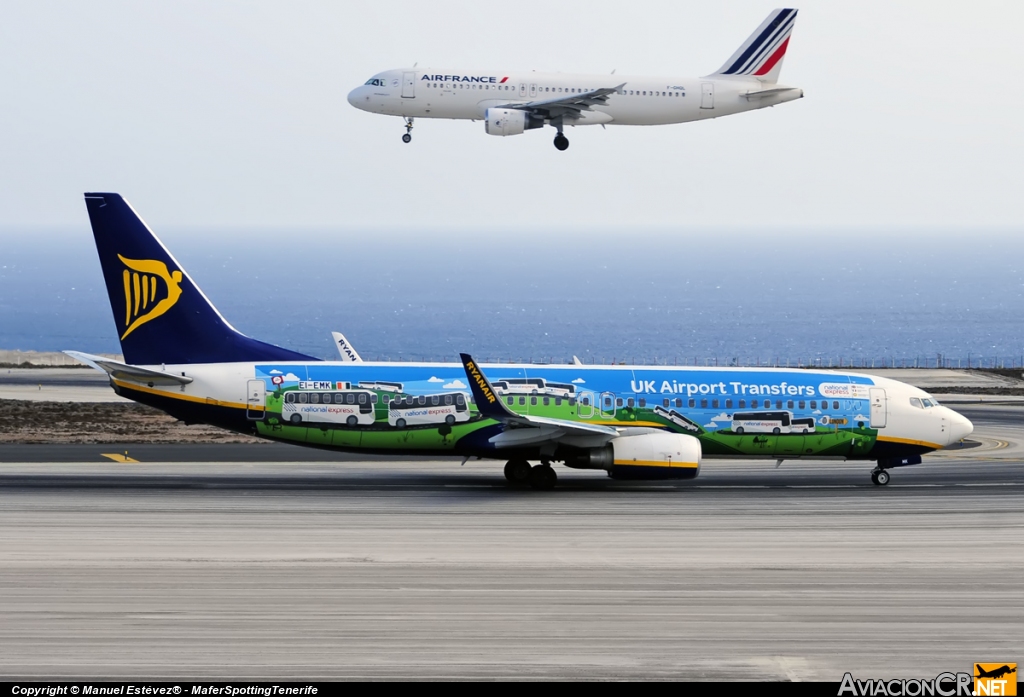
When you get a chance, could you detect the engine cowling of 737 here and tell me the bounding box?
[484,108,529,137]
[561,432,702,480]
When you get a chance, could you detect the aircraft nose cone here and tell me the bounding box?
[948,411,974,445]
[347,88,360,108]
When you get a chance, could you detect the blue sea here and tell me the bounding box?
[1,227,1022,367]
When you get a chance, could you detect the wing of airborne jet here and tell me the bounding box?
[459,352,620,448]
[498,84,625,123]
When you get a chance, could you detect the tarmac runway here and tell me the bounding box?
[0,401,1021,681]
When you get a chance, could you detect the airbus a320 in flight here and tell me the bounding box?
[347,8,803,150]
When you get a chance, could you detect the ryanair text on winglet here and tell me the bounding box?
[838,672,972,697]
[466,361,496,404]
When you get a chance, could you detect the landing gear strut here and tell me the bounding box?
[870,468,890,486]
[402,117,413,143]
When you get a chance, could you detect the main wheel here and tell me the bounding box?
[875,470,890,486]
[395,417,406,429]
[553,134,569,151]
[528,464,557,490]
[772,427,781,435]
[445,414,456,426]
[402,133,412,143]
[504,459,532,484]
[346,415,358,426]
[870,472,879,485]
[290,414,302,424]
[735,426,744,434]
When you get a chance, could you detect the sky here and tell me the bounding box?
[1,1,1023,231]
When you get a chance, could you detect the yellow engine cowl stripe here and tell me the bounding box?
[613,459,699,469]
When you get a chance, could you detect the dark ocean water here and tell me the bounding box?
[1,227,1022,367]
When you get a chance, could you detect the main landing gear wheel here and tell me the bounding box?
[871,469,890,486]
[528,464,557,490]
[402,117,414,143]
[402,133,412,144]
[553,133,569,151]
[504,459,532,484]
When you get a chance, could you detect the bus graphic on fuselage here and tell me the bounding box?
[653,405,702,433]
[731,411,793,435]
[491,378,576,398]
[283,389,376,426]
[388,392,470,428]
[358,381,404,393]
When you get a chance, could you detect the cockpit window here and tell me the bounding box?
[364,78,385,87]
[910,397,939,409]
[922,398,938,407]
[909,397,923,409]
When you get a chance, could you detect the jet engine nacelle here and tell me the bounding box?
[484,108,528,137]
[562,432,702,480]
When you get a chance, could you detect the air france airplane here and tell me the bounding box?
[347,8,804,150]
[69,193,972,489]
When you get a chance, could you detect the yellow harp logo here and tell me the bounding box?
[118,255,183,340]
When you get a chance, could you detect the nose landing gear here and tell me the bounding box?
[870,468,890,486]
[402,117,414,143]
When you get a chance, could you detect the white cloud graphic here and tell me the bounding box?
[269,369,283,375]
[443,379,467,389]
[852,414,869,422]
[282,373,301,381]
[572,378,586,384]
[812,410,821,414]
[709,412,731,422]
[428,376,444,383]
[703,422,720,429]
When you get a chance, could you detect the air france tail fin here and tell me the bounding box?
[83,193,317,366]
[710,8,798,84]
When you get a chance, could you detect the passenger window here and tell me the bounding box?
[581,396,590,406]
[688,399,695,408]
[616,398,623,407]
[568,398,576,406]
[543,397,550,405]
[712,399,719,408]
[639,398,646,407]
[604,396,611,406]
[787,401,794,409]
[627,398,634,407]
[431,395,439,406]
[738,399,746,408]
[506,396,513,405]
[519,396,526,405]
[310,394,319,404]
[284,393,294,403]
[380,394,387,404]
[776,401,782,410]
[833,401,840,410]
[700,399,707,408]
[347,394,356,404]
[750,400,758,408]
[530,396,537,405]
[726,399,732,409]
[417,396,426,406]
[334,394,344,404]
[359,394,367,404]
[456,394,465,405]
[810,400,817,409]
[675,398,682,408]
[663,398,670,407]
[554,397,562,406]
[445,395,452,405]
[799,401,805,409]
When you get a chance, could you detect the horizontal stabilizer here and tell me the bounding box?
[64,350,193,385]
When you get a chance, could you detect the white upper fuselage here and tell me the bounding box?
[346,69,803,127]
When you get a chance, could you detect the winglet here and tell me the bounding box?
[459,353,517,420]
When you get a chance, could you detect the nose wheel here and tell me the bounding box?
[553,133,569,151]
[402,117,414,143]
[870,468,890,486]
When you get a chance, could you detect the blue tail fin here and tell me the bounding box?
[84,193,317,365]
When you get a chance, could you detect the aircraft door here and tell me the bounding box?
[578,391,595,418]
[402,72,416,98]
[246,379,266,420]
[869,388,887,428]
[700,82,714,109]
[600,391,616,419]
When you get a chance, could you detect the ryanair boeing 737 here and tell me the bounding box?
[347,8,804,150]
[69,194,972,489]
